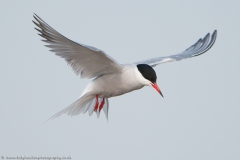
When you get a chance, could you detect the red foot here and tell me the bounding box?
[94,95,99,112]
[99,98,105,112]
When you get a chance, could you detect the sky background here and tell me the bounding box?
[1,1,240,160]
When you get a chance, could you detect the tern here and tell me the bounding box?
[33,14,217,120]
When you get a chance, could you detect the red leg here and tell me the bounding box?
[99,98,105,112]
[94,95,99,112]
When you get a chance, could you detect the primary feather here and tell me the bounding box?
[134,30,217,67]
[33,13,123,79]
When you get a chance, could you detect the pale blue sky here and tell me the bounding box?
[1,1,240,160]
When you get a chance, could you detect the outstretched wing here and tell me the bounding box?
[135,30,217,67]
[33,14,123,79]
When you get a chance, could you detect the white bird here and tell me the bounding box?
[33,14,217,120]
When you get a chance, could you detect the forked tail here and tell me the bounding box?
[47,94,109,121]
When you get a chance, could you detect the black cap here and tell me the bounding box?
[137,64,157,83]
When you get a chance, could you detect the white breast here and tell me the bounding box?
[81,64,147,98]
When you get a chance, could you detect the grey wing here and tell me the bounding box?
[33,14,123,79]
[135,30,217,67]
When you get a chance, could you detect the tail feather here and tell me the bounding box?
[103,98,109,120]
[88,98,96,116]
[68,97,90,116]
[83,100,94,114]
[47,94,109,121]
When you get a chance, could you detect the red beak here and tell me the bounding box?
[151,83,164,98]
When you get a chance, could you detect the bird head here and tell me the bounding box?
[137,64,164,97]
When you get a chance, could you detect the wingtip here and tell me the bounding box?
[33,13,44,23]
[44,115,57,123]
[33,13,38,17]
[33,13,37,19]
[213,30,217,37]
[32,20,36,25]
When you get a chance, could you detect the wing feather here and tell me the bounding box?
[135,30,217,67]
[33,14,123,79]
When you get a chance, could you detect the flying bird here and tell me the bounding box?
[32,14,217,120]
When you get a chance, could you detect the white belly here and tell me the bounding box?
[81,65,145,98]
